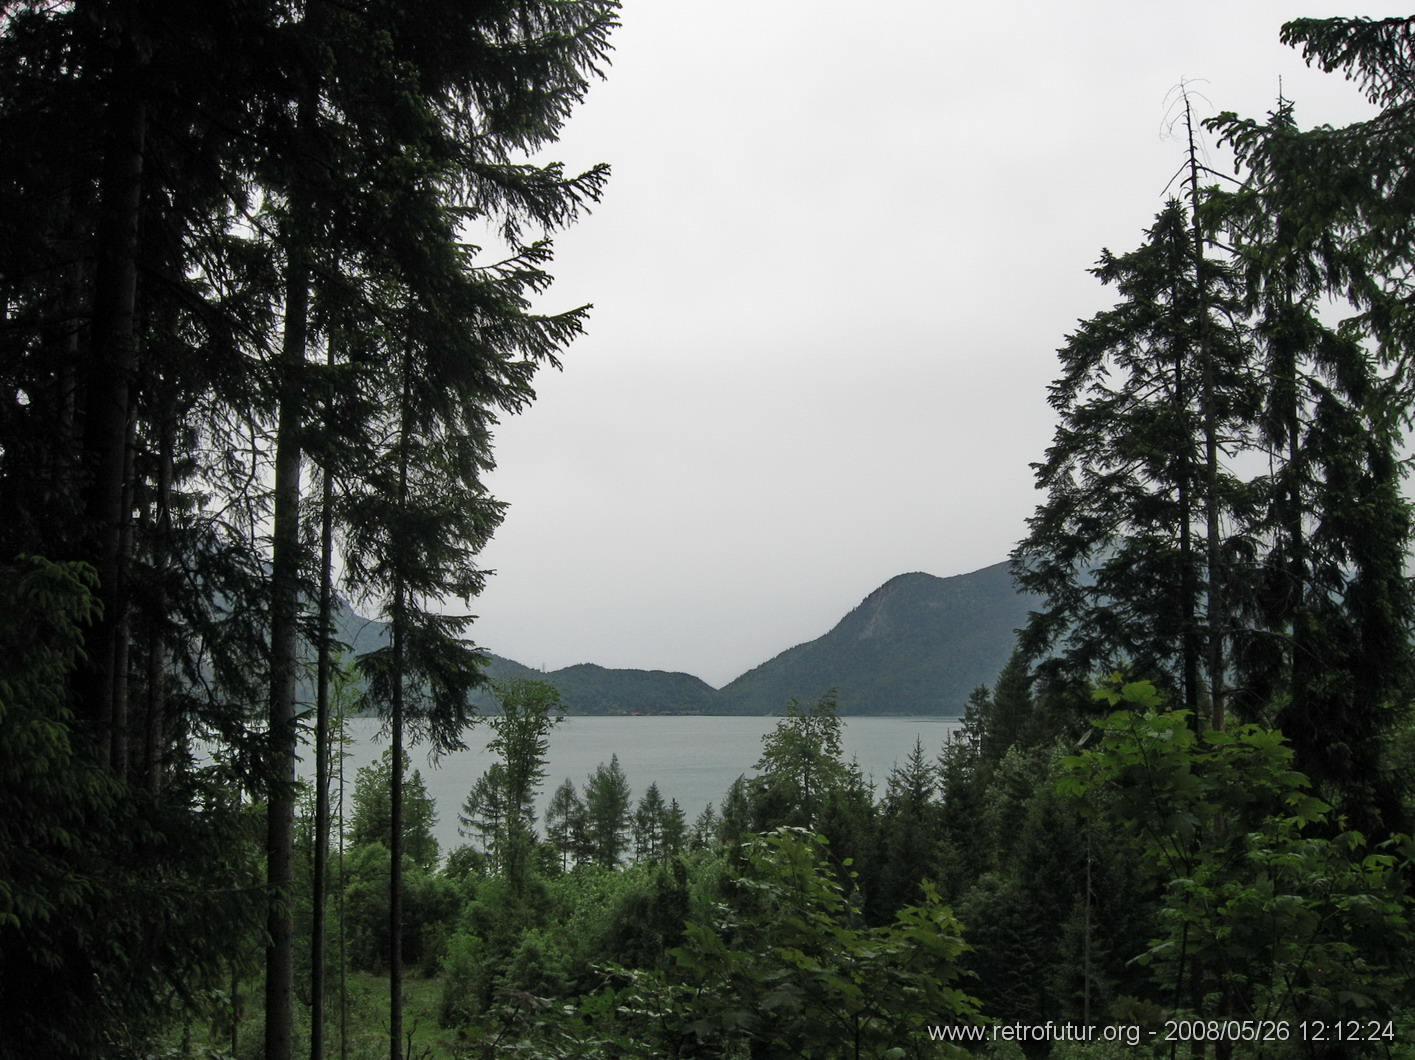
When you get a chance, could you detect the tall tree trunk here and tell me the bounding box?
[142,414,173,793]
[389,616,405,1060]
[1172,286,1201,715]
[42,246,83,499]
[1276,303,1310,738]
[1184,96,1226,731]
[388,358,412,1060]
[311,438,336,1060]
[78,11,147,760]
[1200,329,1226,733]
[339,712,350,1060]
[111,401,139,777]
[265,230,310,1060]
[267,19,325,1048]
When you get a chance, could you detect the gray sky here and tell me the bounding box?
[469,1,1400,688]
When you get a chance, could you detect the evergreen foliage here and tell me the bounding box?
[1204,80,1415,829]
[753,690,850,827]
[457,678,562,882]
[1013,198,1254,716]
[349,748,442,872]
[546,776,591,870]
[0,557,262,1059]
[583,754,634,868]
[1018,64,1415,834]
[0,1,619,1052]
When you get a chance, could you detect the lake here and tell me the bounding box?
[317,715,962,854]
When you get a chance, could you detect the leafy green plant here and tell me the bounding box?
[1060,677,1415,1042]
[672,827,982,1059]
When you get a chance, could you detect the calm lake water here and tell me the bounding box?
[315,715,962,855]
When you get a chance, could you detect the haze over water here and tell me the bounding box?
[323,715,962,855]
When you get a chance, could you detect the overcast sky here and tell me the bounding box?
[466,2,1402,688]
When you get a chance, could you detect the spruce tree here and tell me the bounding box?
[633,781,669,862]
[1207,72,1415,828]
[298,7,618,1053]
[459,761,512,867]
[2,5,294,1054]
[662,797,688,859]
[754,692,850,827]
[1012,197,1255,718]
[0,3,621,1056]
[583,755,633,868]
[546,776,589,870]
[456,679,561,881]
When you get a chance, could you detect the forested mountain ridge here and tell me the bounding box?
[332,560,1033,716]
[708,561,1035,716]
[479,659,718,714]
[324,598,717,714]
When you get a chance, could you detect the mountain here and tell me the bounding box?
[328,560,1034,717]
[706,561,1034,716]
[501,663,716,715]
[324,603,714,716]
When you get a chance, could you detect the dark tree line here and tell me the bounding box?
[0,2,617,1058]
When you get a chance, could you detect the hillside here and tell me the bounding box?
[706,561,1034,716]
[521,663,715,715]
[325,604,714,716]
[465,656,714,714]
[330,560,1034,717]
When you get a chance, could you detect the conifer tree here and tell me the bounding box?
[1012,196,1255,717]
[457,680,561,881]
[662,797,689,859]
[691,802,720,849]
[2,5,296,1055]
[755,692,850,827]
[583,755,633,868]
[348,749,441,872]
[487,679,562,878]
[1206,64,1415,827]
[546,777,589,869]
[459,761,509,858]
[867,738,943,919]
[305,7,617,1052]
[973,649,1037,763]
[633,781,669,862]
[717,775,754,849]
[0,3,620,1056]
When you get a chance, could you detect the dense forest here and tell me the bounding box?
[3,4,1415,1059]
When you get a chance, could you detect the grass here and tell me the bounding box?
[330,972,460,1060]
[169,971,464,1060]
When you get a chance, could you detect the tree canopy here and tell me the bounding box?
[0,2,618,1056]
